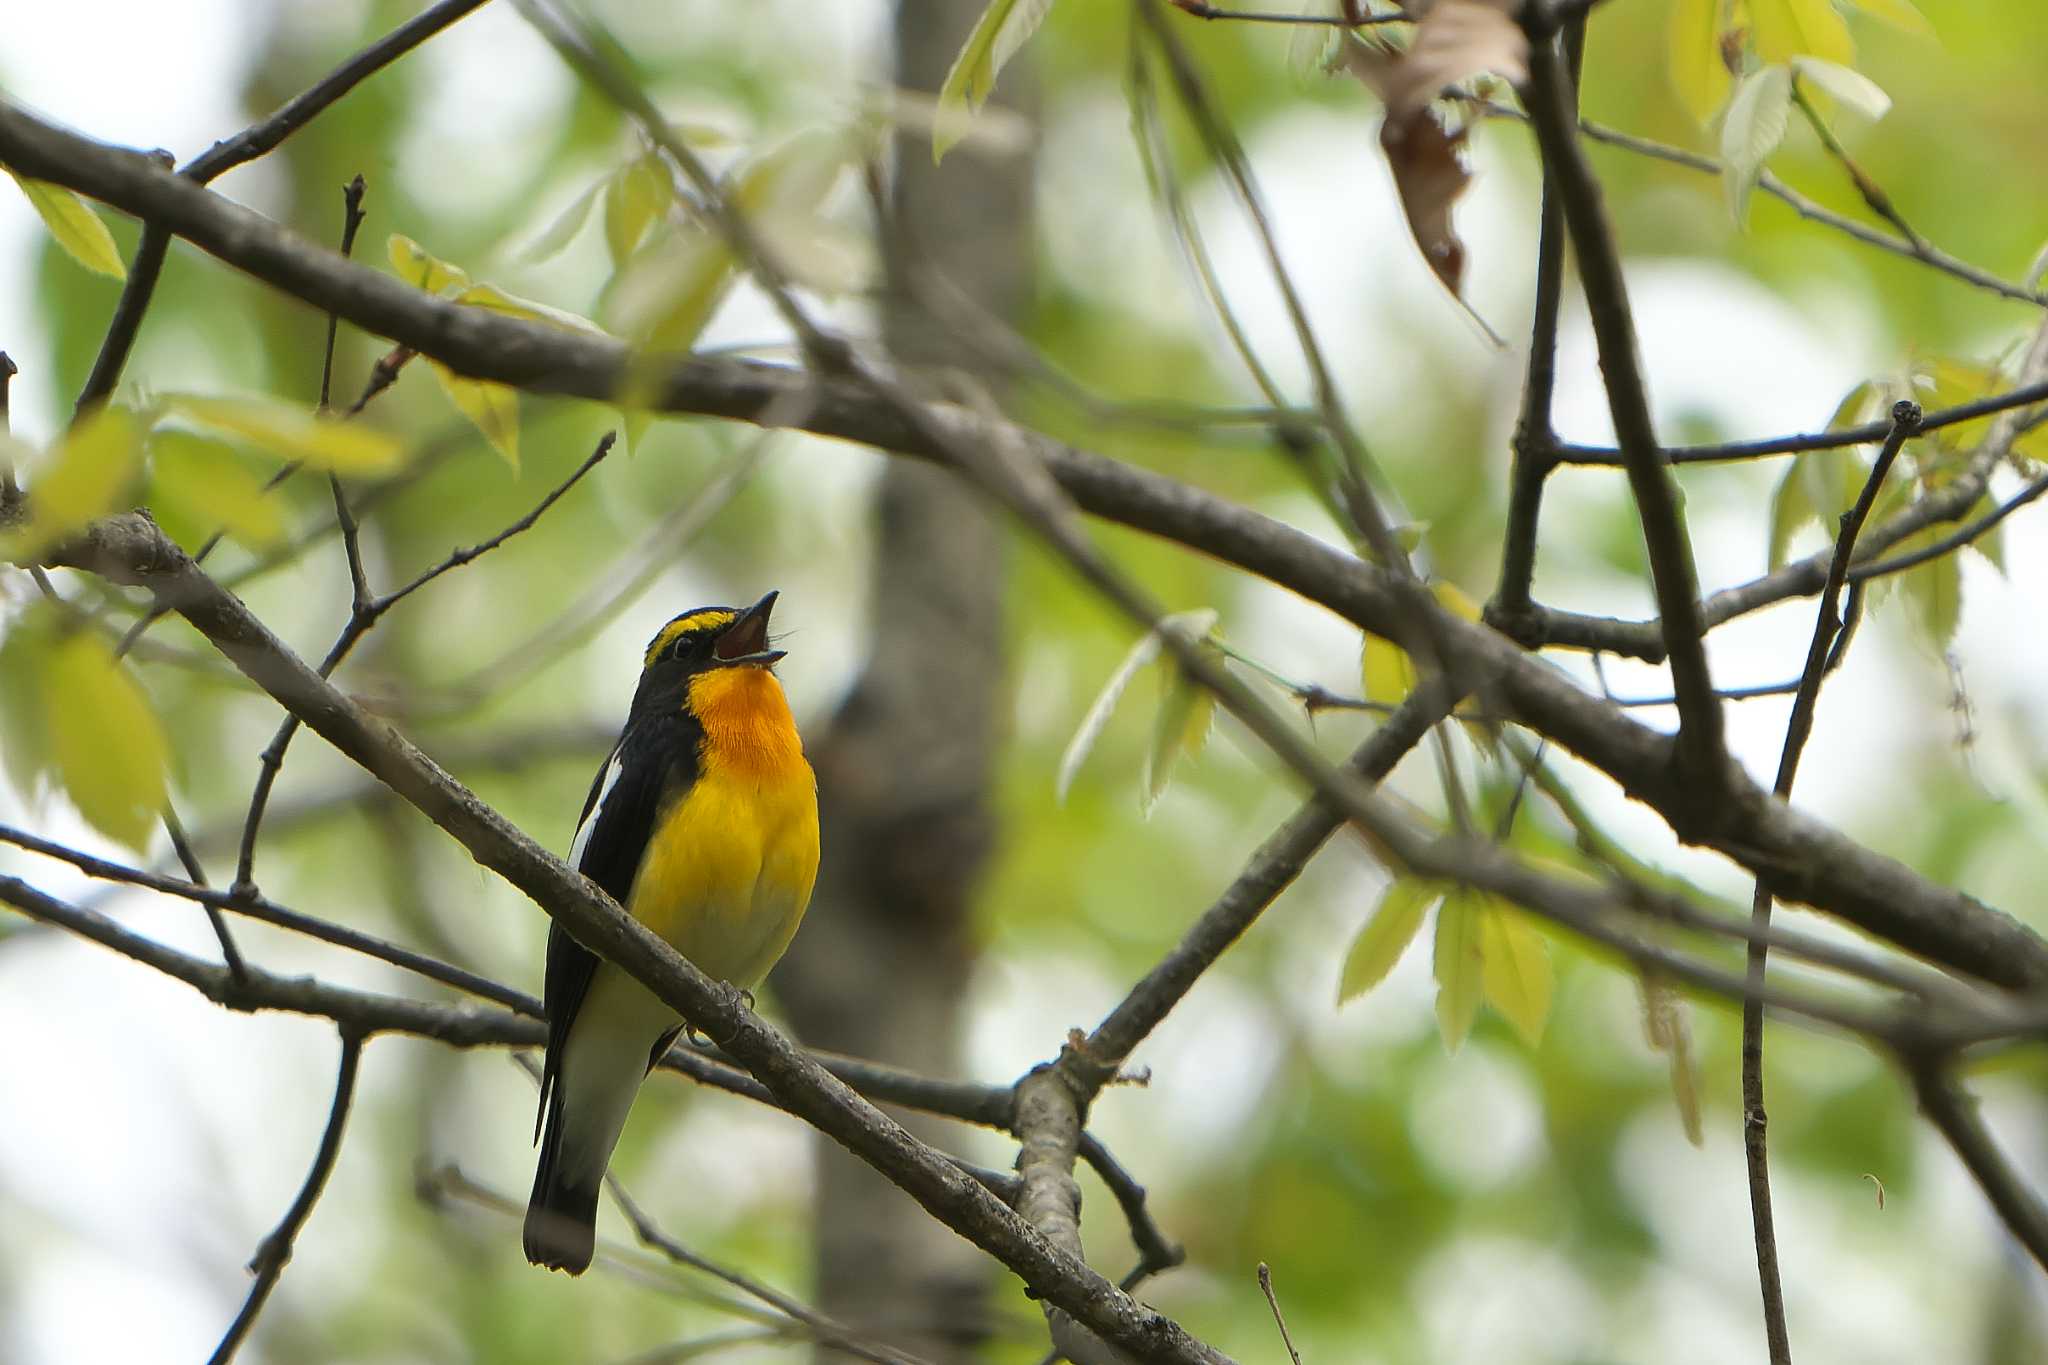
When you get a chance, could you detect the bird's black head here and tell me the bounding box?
[639,590,785,678]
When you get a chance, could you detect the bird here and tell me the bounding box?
[524,590,819,1275]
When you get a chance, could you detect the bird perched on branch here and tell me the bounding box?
[524,591,819,1274]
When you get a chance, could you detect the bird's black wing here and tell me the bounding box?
[533,717,690,1136]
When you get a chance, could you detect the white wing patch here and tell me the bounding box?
[568,749,625,872]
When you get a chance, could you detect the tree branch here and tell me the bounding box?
[208,1028,365,1365]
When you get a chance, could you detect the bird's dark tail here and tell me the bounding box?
[524,1086,600,1274]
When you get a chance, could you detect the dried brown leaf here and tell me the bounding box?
[1373,0,1528,115]
[1380,109,1471,295]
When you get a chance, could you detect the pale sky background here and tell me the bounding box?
[4,3,2048,1364]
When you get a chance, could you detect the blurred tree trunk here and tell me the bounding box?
[771,0,1033,1358]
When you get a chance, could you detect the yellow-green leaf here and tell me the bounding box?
[0,611,55,796]
[1056,608,1215,804]
[1791,56,1890,120]
[11,406,144,556]
[1432,889,1485,1052]
[1722,64,1794,225]
[521,180,604,262]
[1845,0,1931,36]
[147,429,286,549]
[1900,537,1961,648]
[428,362,520,471]
[9,173,126,279]
[1750,0,1855,65]
[1478,902,1553,1046]
[605,232,737,352]
[387,233,470,295]
[935,0,1056,163]
[1360,581,1480,703]
[1767,461,1814,570]
[453,282,606,334]
[1143,638,1220,813]
[44,631,169,850]
[165,395,405,475]
[1338,879,1442,1005]
[1669,0,1731,123]
[604,154,672,266]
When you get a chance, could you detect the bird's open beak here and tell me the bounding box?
[712,591,785,667]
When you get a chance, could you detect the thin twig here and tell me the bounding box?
[1167,0,1409,24]
[207,1028,365,1365]
[161,802,248,983]
[1740,402,1920,1365]
[1789,80,1926,256]
[1256,1264,1303,1365]
[1910,1062,2048,1273]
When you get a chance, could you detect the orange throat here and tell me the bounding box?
[686,667,806,779]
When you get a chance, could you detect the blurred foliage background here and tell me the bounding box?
[5,1,2048,1362]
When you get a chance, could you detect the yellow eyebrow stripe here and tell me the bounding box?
[643,609,736,667]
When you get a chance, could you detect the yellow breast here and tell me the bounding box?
[627,668,819,987]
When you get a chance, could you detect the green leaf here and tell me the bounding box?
[1900,538,1962,648]
[1722,64,1794,225]
[1338,879,1442,1005]
[164,395,405,475]
[9,406,144,557]
[604,154,673,266]
[427,362,520,471]
[1143,637,1220,813]
[1669,0,1731,123]
[1478,902,1553,1046]
[1360,581,1480,704]
[604,232,737,352]
[44,630,169,850]
[1432,889,1485,1052]
[146,429,286,549]
[0,611,56,796]
[9,172,126,279]
[1056,608,1215,803]
[521,180,604,262]
[1845,0,1931,36]
[1792,56,1890,119]
[1750,0,1856,65]
[935,0,1056,163]
[452,282,605,334]
[387,233,471,295]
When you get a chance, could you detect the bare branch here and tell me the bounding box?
[208,1029,365,1365]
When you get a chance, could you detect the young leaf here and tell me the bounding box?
[1722,64,1795,225]
[521,179,605,262]
[165,395,405,474]
[453,282,606,334]
[1143,636,1220,814]
[387,233,471,295]
[1433,889,1485,1051]
[147,429,286,549]
[1338,879,1442,1005]
[1845,0,1931,36]
[10,406,144,556]
[1767,460,1815,570]
[1669,0,1732,123]
[604,231,737,352]
[1791,56,1891,119]
[935,0,1056,163]
[604,154,673,266]
[1900,539,1961,649]
[1478,902,1552,1046]
[428,363,520,471]
[1056,608,1215,803]
[8,172,126,279]
[1750,0,1856,66]
[43,631,169,851]
[0,611,55,796]
[1640,971,1705,1146]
